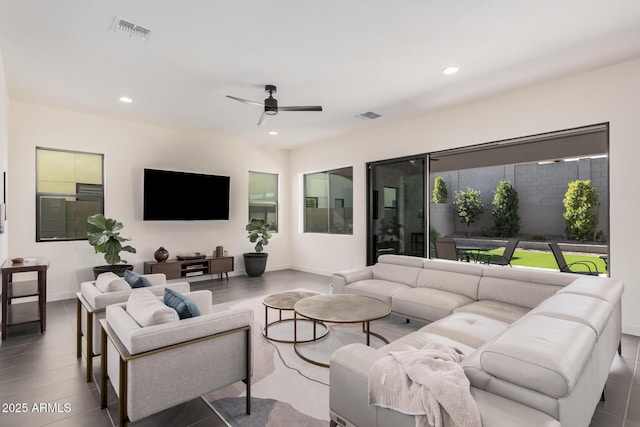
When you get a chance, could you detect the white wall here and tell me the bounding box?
[289,57,640,335]
[8,102,291,301]
[0,50,8,265]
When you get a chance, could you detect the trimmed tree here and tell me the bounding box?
[431,176,448,204]
[563,180,599,241]
[453,188,485,237]
[492,180,520,237]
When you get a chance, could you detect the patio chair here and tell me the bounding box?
[434,239,460,261]
[478,239,519,267]
[549,242,600,275]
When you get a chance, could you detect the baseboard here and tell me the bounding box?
[622,323,640,337]
[289,265,333,277]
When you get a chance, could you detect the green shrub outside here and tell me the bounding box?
[492,180,520,237]
[431,176,448,204]
[453,188,485,237]
[563,180,599,241]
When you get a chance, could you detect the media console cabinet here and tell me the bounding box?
[143,256,233,281]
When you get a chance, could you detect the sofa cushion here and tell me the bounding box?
[383,330,476,356]
[164,288,201,319]
[377,254,425,268]
[478,267,564,308]
[95,272,131,293]
[557,276,624,305]
[420,312,510,349]
[372,263,421,287]
[346,280,411,305]
[416,265,481,300]
[126,289,179,327]
[478,315,596,398]
[454,300,529,324]
[124,270,153,288]
[529,293,612,336]
[391,287,474,322]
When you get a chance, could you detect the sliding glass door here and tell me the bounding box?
[367,156,426,265]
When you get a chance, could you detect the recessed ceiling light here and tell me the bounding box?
[119,96,133,103]
[442,66,460,75]
[269,131,278,135]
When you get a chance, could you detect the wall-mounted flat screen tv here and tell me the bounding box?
[143,168,230,220]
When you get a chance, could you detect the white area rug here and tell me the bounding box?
[203,289,420,426]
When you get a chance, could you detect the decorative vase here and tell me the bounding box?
[154,247,169,263]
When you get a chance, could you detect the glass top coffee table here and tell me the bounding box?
[293,294,391,367]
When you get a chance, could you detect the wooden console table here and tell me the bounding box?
[1,257,49,340]
[144,256,234,281]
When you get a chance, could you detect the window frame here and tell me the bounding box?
[35,147,104,242]
[248,171,279,232]
[303,166,353,235]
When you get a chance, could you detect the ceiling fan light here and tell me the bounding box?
[442,66,460,75]
[265,110,278,116]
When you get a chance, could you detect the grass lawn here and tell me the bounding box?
[480,249,607,274]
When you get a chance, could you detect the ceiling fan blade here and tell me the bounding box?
[257,111,268,126]
[226,95,264,107]
[279,105,323,112]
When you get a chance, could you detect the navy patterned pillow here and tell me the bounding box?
[164,288,201,319]
[124,270,153,288]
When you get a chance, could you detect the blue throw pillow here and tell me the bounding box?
[164,288,201,319]
[124,270,153,288]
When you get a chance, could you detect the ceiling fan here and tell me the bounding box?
[226,85,323,126]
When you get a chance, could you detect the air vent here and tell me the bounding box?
[355,111,382,120]
[111,16,153,42]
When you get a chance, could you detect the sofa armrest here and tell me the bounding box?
[81,281,191,310]
[331,267,373,294]
[186,290,213,315]
[107,305,254,355]
[330,343,384,427]
[143,273,167,286]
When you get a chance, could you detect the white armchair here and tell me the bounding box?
[76,272,190,382]
[99,289,253,426]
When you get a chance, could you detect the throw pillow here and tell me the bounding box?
[124,270,153,288]
[95,272,131,293]
[164,288,201,319]
[126,289,179,327]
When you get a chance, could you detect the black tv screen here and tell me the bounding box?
[143,168,230,220]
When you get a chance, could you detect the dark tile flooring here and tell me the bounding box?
[0,269,637,426]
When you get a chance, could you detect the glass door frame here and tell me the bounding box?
[366,154,429,265]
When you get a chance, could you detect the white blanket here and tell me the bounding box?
[368,342,481,427]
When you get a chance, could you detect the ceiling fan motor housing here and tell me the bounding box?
[264,91,278,115]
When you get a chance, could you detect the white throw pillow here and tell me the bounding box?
[95,272,131,293]
[126,289,179,327]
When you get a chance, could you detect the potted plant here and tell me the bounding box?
[87,213,137,278]
[243,218,272,277]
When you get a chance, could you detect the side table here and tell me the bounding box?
[262,290,328,343]
[1,257,50,340]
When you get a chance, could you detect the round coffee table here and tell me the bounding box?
[293,294,391,367]
[262,290,329,343]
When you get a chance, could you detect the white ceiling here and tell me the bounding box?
[1,1,640,149]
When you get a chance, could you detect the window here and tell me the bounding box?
[304,167,353,234]
[249,171,278,232]
[36,147,104,241]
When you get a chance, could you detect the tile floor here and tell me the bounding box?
[0,269,637,426]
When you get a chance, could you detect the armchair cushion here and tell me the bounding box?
[125,270,153,288]
[164,288,201,319]
[126,289,179,327]
[95,272,131,293]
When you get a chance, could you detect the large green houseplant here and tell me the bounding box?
[243,218,272,277]
[87,213,137,278]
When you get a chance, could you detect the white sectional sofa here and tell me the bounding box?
[329,255,623,427]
